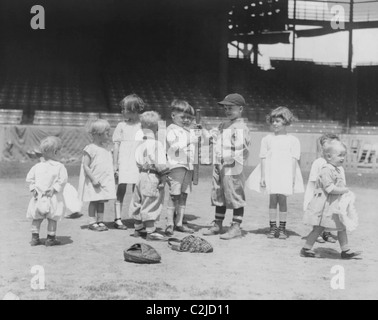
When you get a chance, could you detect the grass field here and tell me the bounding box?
[1,162,378,300]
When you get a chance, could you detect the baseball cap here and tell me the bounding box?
[218,93,246,107]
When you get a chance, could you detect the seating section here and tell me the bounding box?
[1,58,378,133]
[0,109,23,125]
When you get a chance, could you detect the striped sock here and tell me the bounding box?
[232,207,244,224]
[279,221,286,231]
[215,206,226,221]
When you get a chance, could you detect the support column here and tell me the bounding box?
[219,0,229,98]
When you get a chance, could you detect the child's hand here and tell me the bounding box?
[31,189,38,198]
[92,180,101,188]
[45,189,56,197]
[158,176,167,190]
[260,178,266,188]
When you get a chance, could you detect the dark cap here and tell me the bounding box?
[218,93,246,107]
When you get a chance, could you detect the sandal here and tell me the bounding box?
[175,225,194,234]
[89,223,102,231]
[114,218,127,230]
[97,222,108,231]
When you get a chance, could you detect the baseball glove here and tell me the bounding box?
[168,235,213,253]
[123,243,161,264]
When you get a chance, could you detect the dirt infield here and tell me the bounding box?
[1,164,377,300]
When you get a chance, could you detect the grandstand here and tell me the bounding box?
[0,0,377,168]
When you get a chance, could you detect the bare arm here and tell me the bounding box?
[328,186,349,195]
[260,158,266,187]
[292,158,297,187]
[83,153,100,187]
[113,142,120,173]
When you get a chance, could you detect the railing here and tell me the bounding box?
[289,0,378,22]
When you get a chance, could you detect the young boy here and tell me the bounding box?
[203,93,251,240]
[129,111,170,241]
[165,100,198,236]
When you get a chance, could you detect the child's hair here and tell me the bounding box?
[317,133,340,154]
[319,133,340,147]
[140,111,161,131]
[40,136,62,156]
[266,106,297,125]
[86,118,111,136]
[119,94,145,113]
[170,99,195,116]
[323,140,347,157]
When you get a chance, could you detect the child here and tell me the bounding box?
[26,136,68,246]
[112,94,145,229]
[300,140,361,259]
[303,133,343,244]
[246,107,304,239]
[129,111,170,241]
[165,99,199,236]
[203,93,251,240]
[78,119,116,231]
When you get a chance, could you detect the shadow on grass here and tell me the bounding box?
[39,236,73,246]
[247,227,302,238]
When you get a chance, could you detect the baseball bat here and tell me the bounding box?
[193,109,201,185]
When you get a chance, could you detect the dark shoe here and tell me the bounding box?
[267,226,278,239]
[132,228,147,238]
[323,232,336,243]
[146,232,169,241]
[30,234,42,246]
[45,236,61,247]
[278,228,288,240]
[300,248,318,258]
[341,250,362,260]
[175,225,194,234]
[114,218,127,230]
[203,220,222,236]
[66,212,82,219]
[220,223,242,240]
[165,225,174,236]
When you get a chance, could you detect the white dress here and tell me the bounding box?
[26,160,68,221]
[303,157,346,211]
[112,121,144,184]
[78,144,117,202]
[247,134,304,196]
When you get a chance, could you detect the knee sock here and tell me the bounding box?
[31,219,43,234]
[88,216,97,225]
[97,212,104,223]
[166,206,175,227]
[232,207,244,225]
[114,201,123,220]
[215,206,226,221]
[134,221,144,231]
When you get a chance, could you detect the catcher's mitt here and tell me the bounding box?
[123,243,161,264]
[168,235,213,253]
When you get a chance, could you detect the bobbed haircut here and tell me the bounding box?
[86,118,111,135]
[40,136,62,155]
[170,99,195,116]
[323,140,347,156]
[266,106,297,125]
[119,94,145,113]
[140,111,161,130]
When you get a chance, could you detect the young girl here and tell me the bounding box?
[129,111,170,241]
[303,133,342,244]
[301,140,361,259]
[247,107,304,239]
[78,119,117,232]
[112,94,145,230]
[26,136,68,246]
